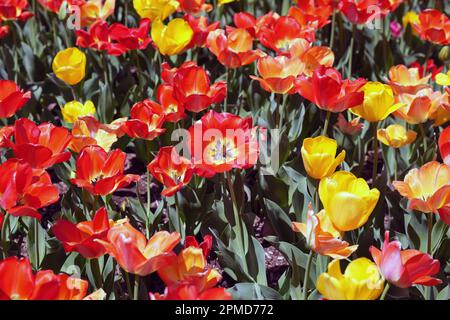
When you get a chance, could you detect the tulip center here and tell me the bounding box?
[204,138,238,165]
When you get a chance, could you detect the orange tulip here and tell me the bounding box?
[161,61,227,113]
[394,88,442,124]
[150,284,232,300]
[429,89,450,126]
[8,118,72,170]
[122,101,166,140]
[393,161,450,213]
[258,16,315,54]
[70,145,140,196]
[292,204,358,259]
[387,64,431,95]
[251,55,304,94]
[0,256,88,300]
[412,9,450,46]
[289,1,332,30]
[157,247,221,291]
[68,116,118,153]
[206,27,264,68]
[52,207,113,259]
[147,146,194,197]
[96,219,180,276]
[78,0,116,27]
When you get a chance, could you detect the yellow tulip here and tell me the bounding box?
[317,258,384,300]
[377,124,417,148]
[52,48,87,85]
[319,171,380,231]
[151,18,193,56]
[402,11,419,30]
[133,0,179,21]
[350,82,403,122]
[301,136,346,180]
[436,70,450,86]
[218,0,237,4]
[61,100,96,123]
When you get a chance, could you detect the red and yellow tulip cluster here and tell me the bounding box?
[1,0,449,302]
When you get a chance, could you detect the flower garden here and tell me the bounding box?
[0,0,449,301]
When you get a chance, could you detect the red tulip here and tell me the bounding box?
[295,66,366,112]
[122,100,166,140]
[412,9,450,46]
[76,19,152,56]
[339,0,389,25]
[259,16,315,54]
[335,113,364,135]
[179,0,212,14]
[152,85,186,122]
[147,146,194,197]
[410,60,443,81]
[206,27,264,68]
[187,110,259,177]
[96,219,180,276]
[0,0,33,21]
[0,80,31,118]
[0,125,13,148]
[233,12,257,37]
[0,213,4,231]
[0,25,8,38]
[52,207,112,258]
[0,256,88,300]
[439,126,450,166]
[185,14,220,49]
[8,118,72,170]
[184,234,212,258]
[150,284,232,300]
[288,1,333,30]
[37,0,64,13]
[370,231,442,288]
[0,159,59,220]
[70,145,140,196]
[162,62,227,113]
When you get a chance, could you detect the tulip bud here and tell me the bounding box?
[301,136,346,180]
[61,100,96,123]
[439,46,450,62]
[52,47,86,85]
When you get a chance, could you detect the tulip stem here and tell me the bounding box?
[348,24,356,79]
[329,10,336,50]
[418,123,428,152]
[372,122,379,185]
[133,275,140,300]
[34,219,40,269]
[90,258,103,289]
[302,250,314,300]
[322,111,331,136]
[124,270,132,300]
[394,149,398,181]
[380,283,391,300]
[226,171,246,259]
[0,213,8,260]
[427,213,433,254]
[224,68,231,113]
